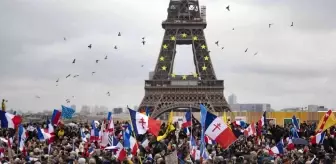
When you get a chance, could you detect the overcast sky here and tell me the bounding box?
[1,0,335,112]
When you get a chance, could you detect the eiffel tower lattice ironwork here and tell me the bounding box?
[139,0,230,118]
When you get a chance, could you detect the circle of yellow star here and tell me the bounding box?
[181,33,187,38]
[193,36,198,41]
[182,75,187,80]
[204,56,209,61]
[201,44,206,49]
[160,56,165,61]
[171,73,176,78]
[170,36,176,40]
[163,44,168,49]
[202,65,207,71]
[162,66,167,71]
[193,72,198,78]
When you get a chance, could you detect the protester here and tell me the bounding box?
[0,110,335,164]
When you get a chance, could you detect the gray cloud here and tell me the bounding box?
[0,0,335,111]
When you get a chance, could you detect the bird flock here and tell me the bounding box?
[34,4,295,104]
[219,5,294,55]
[49,33,147,104]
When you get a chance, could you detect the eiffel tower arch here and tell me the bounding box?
[139,0,230,118]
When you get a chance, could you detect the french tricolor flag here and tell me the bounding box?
[37,127,51,141]
[51,109,61,126]
[90,120,100,141]
[181,111,192,128]
[311,131,326,144]
[128,108,161,136]
[244,123,256,136]
[204,111,237,149]
[269,141,284,155]
[80,128,87,142]
[233,120,247,128]
[129,136,139,156]
[286,137,295,150]
[0,110,22,129]
[190,136,199,160]
[141,139,150,150]
[183,127,190,136]
[47,119,55,144]
[18,124,27,151]
[115,142,127,161]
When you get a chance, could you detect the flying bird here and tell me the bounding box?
[226,5,230,11]
[72,59,76,64]
[92,72,96,75]
[107,92,110,96]
[105,55,108,60]
[73,75,79,78]
[96,60,99,63]
[66,99,70,103]
[215,41,219,46]
[56,78,59,83]
[35,96,40,99]
[291,22,294,27]
[269,23,273,28]
[64,37,66,41]
[221,47,224,50]
[88,44,92,49]
[142,37,145,40]
[114,46,118,49]
[66,74,71,78]
[118,32,121,36]
[141,65,144,67]
[245,48,248,52]
[254,52,258,56]
[232,28,234,30]
[142,40,146,45]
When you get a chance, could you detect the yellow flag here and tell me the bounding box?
[157,111,175,141]
[316,110,336,132]
[223,112,228,124]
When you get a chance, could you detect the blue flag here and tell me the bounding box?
[200,104,208,159]
[61,105,75,119]
[123,123,132,148]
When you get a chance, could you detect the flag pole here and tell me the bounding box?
[126,105,143,164]
[190,104,192,134]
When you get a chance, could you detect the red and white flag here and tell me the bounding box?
[128,108,161,136]
[204,112,237,149]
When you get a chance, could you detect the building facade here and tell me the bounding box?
[228,94,237,105]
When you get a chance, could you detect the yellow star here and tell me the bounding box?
[202,65,207,71]
[171,73,176,78]
[193,72,198,78]
[162,66,167,71]
[193,36,198,41]
[160,56,165,61]
[204,56,209,61]
[182,75,187,80]
[181,33,187,38]
[163,44,168,49]
[201,44,206,49]
[170,36,176,40]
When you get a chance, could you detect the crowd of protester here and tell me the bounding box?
[0,117,336,164]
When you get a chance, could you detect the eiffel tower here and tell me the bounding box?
[139,0,230,118]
